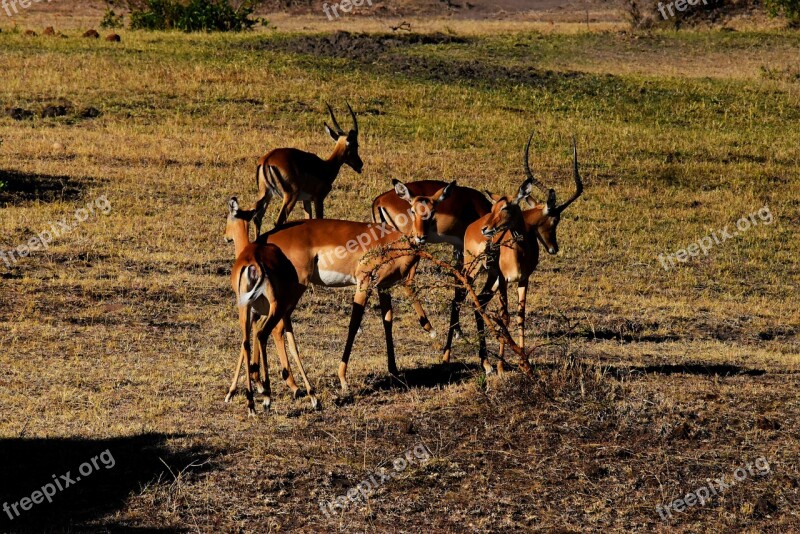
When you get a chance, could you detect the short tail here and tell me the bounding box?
[237,262,268,307]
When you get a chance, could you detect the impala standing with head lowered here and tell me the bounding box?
[371,179,492,359]
[462,133,584,373]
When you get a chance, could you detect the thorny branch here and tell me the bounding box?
[362,238,542,379]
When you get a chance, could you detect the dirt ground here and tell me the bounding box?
[1,5,799,533]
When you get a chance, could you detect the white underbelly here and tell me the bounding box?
[315,269,357,287]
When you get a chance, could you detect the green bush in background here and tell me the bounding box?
[100,8,125,29]
[128,0,262,32]
[765,0,800,26]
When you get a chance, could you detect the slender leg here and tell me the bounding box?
[402,262,435,336]
[339,283,371,393]
[497,279,510,376]
[314,197,325,220]
[265,319,300,396]
[251,312,267,395]
[225,351,245,403]
[260,346,271,411]
[449,249,466,340]
[442,249,468,363]
[378,290,398,376]
[474,275,497,375]
[254,191,271,237]
[227,305,256,416]
[442,285,467,363]
[302,200,313,220]
[284,317,319,409]
[516,280,528,365]
[252,314,272,410]
[275,194,298,226]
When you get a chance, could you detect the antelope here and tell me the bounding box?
[463,133,584,374]
[371,180,491,358]
[253,103,363,235]
[224,198,317,415]
[253,211,424,393]
[463,181,535,374]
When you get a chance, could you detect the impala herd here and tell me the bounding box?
[224,103,583,415]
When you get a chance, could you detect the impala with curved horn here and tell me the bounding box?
[254,102,362,234]
[519,132,584,256]
[460,133,584,374]
[463,178,535,374]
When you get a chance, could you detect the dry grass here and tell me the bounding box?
[0,9,799,533]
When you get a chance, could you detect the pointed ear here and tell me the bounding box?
[434,180,456,204]
[394,180,412,202]
[484,190,501,205]
[324,123,340,141]
[514,179,534,205]
[228,197,240,215]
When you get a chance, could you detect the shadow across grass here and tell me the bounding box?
[0,170,87,206]
[605,362,766,378]
[245,31,599,91]
[555,327,682,343]
[0,433,217,532]
[245,31,470,60]
[357,361,482,395]
[347,358,764,402]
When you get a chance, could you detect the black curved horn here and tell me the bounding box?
[346,101,358,133]
[555,135,583,213]
[523,131,551,196]
[326,102,345,135]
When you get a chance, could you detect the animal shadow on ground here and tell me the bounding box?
[605,363,766,378]
[0,170,87,206]
[0,433,216,532]
[355,361,482,396]
[348,360,765,402]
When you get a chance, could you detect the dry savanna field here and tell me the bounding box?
[1,2,799,532]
